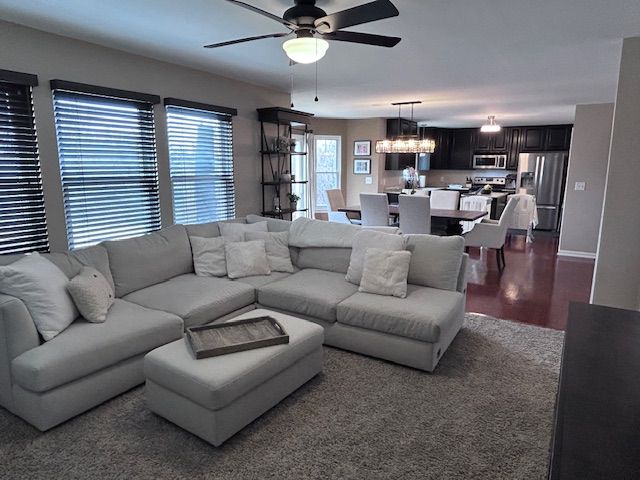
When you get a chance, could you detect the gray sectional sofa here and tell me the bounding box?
[0,215,468,431]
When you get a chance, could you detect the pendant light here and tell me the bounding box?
[481,115,501,133]
[375,101,435,154]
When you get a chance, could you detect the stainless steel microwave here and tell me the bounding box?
[473,154,507,169]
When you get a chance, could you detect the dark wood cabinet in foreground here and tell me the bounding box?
[548,302,640,479]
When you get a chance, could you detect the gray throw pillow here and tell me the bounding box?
[190,236,227,277]
[345,230,406,285]
[245,231,294,273]
[225,240,271,279]
[219,221,268,243]
[359,248,412,298]
[0,252,79,341]
[67,267,115,323]
[405,235,465,291]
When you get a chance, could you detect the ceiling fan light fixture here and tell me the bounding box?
[481,115,501,133]
[282,37,329,64]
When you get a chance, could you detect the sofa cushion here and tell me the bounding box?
[245,214,292,233]
[144,309,324,411]
[106,225,194,297]
[295,247,352,274]
[405,235,465,291]
[258,269,358,322]
[245,231,294,273]
[67,266,114,323]
[233,271,291,289]
[123,274,255,328]
[185,222,221,238]
[219,221,267,243]
[336,285,465,343]
[225,240,271,279]
[359,248,412,299]
[345,230,406,285]
[11,299,183,392]
[190,236,227,277]
[0,252,79,342]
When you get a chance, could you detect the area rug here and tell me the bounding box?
[0,314,564,480]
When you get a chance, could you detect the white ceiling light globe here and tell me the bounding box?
[283,37,329,64]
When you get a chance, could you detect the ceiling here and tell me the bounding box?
[0,0,639,126]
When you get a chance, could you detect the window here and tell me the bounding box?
[165,99,236,224]
[51,81,161,249]
[0,71,49,254]
[313,135,341,211]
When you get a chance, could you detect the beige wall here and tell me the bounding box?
[558,104,614,258]
[0,20,289,251]
[591,37,640,310]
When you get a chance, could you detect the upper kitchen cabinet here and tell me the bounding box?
[448,129,474,169]
[474,128,507,152]
[507,127,521,170]
[384,118,419,170]
[521,125,573,152]
[419,127,449,170]
[545,125,573,150]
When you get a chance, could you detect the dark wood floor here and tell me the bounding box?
[465,233,594,330]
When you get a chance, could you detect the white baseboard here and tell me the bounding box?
[557,249,596,259]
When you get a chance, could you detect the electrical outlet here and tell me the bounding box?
[365,176,373,185]
[575,181,586,191]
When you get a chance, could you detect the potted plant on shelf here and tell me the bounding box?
[287,192,300,211]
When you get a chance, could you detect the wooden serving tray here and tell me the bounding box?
[186,316,289,359]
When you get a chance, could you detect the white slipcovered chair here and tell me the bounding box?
[399,195,431,234]
[360,193,391,226]
[430,190,460,210]
[463,196,520,270]
[507,193,538,242]
[460,195,492,233]
[326,189,360,225]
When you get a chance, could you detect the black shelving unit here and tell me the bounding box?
[257,107,313,219]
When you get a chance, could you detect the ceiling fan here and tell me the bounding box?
[204,0,401,64]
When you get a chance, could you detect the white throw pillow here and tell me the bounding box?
[225,240,271,279]
[219,221,268,243]
[359,248,412,298]
[190,236,227,277]
[345,230,406,285]
[245,231,294,273]
[0,252,78,341]
[67,267,114,323]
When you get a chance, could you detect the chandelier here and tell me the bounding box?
[375,101,435,154]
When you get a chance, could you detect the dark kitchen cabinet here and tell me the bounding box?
[384,118,418,170]
[474,128,507,152]
[522,126,546,151]
[448,129,474,169]
[507,127,521,170]
[419,127,449,170]
[546,125,573,150]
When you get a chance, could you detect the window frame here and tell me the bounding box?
[164,99,236,225]
[313,134,342,213]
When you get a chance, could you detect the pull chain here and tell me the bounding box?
[314,40,319,102]
[290,67,294,108]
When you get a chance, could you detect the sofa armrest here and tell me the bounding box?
[456,253,469,294]
[0,294,40,410]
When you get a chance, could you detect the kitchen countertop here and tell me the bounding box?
[462,191,510,199]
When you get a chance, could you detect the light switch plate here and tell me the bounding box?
[575,181,586,191]
[365,176,373,185]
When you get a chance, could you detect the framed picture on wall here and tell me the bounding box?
[353,140,371,156]
[353,158,371,175]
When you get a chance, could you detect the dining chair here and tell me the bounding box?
[460,195,492,233]
[326,189,360,224]
[399,195,431,234]
[360,193,391,226]
[463,196,520,270]
[430,190,460,210]
[507,193,538,242]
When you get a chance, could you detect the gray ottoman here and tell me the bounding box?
[144,309,324,446]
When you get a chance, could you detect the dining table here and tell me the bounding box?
[338,204,487,235]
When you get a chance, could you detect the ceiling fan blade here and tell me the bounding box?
[225,0,298,30]
[321,31,401,48]
[314,0,399,34]
[204,32,291,49]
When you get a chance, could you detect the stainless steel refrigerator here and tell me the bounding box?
[517,152,568,231]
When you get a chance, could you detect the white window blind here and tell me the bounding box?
[166,100,235,224]
[52,83,161,249]
[0,72,49,255]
